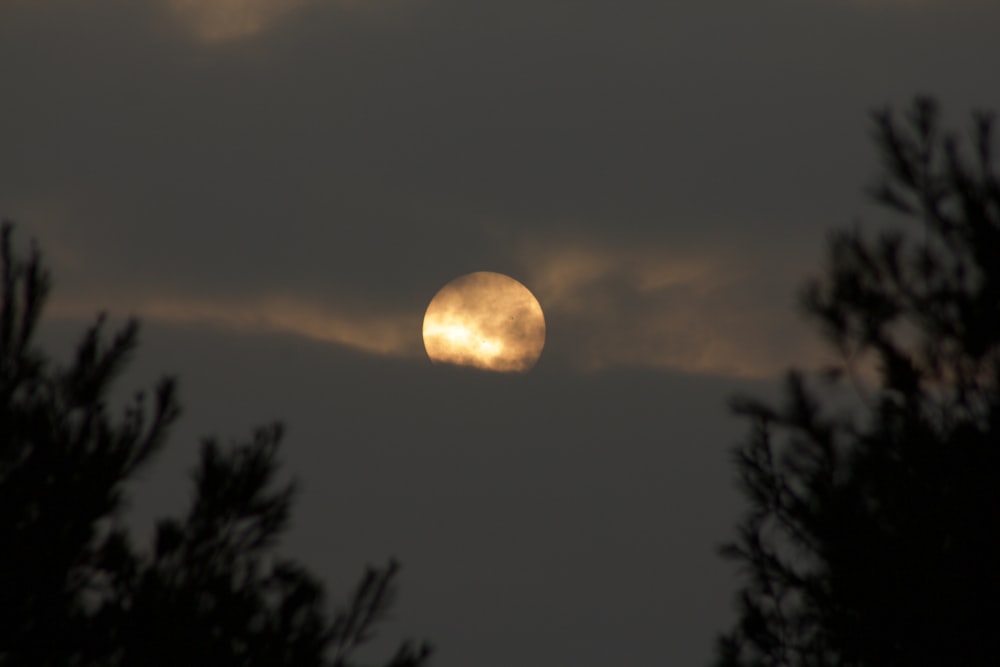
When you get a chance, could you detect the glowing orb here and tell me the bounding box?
[422,272,545,373]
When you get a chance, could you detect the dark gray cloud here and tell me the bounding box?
[6,0,999,307]
[7,0,1000,664]
[9,0,999,376]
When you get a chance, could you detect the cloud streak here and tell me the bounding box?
[516,239,825,378]
[38,231,828,380]
[49,292,421,358]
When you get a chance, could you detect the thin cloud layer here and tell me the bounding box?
[49,292,420,358]
[42,236,821,378]
[517,240,824,378]
[168,0,317,43]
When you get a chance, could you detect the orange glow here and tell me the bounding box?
[422,272,545,373]
[168,0,308,43]
[47,293,418,358]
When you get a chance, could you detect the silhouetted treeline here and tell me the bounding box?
[714,98,1000,667]
[0,223,431,666]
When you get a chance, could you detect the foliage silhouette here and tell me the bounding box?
[0,223,431,666]
[714,98,1000,667]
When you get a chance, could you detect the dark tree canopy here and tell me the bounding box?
[714,99,1000,667]
[0,224,431,667]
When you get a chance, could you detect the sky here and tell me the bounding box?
[3,0,1000,665]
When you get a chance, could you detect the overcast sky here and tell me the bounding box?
[3,0,1000,665]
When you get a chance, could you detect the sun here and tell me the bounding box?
[422,272,546,373]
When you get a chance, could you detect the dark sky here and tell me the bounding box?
[3,1,1000,665]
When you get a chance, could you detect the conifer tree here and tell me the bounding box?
[715,98,1000,667]
[0,223,430,667]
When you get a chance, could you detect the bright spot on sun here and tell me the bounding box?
[422,272,546,373]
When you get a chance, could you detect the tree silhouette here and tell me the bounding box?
[0,223,431,666]
[714,98,1000,667]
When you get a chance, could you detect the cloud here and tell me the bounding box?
[167,0,318,43]
[32,222,828,379]
[41,235,825,380]
[48,292,421,358]
[515,239,825,378]
[8,0,995,382]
